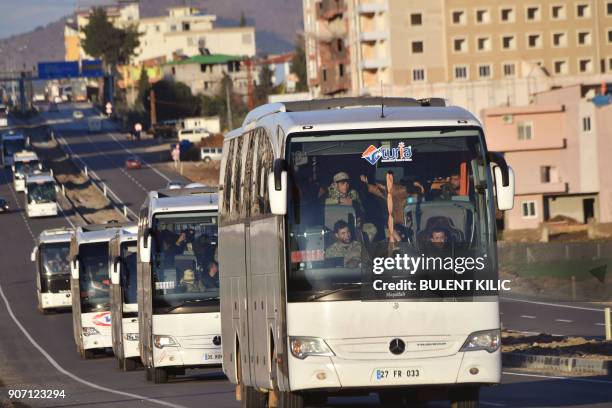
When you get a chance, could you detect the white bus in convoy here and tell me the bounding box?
[108,224,141,371]
[70,224,121,359]
[31,227,73,313]
[219,98,515,407]
[137,187,221,383]
[25,173,58,218]
[1,129,26,167]
[13,150,41,192]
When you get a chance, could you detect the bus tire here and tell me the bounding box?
[124,358,138,371]
[240,384,267,408]
[277,391,304,408]
[153,367,169,384]
[450,387,480,408]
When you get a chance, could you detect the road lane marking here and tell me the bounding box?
[107,132,172,183]
[503,371,612,385]
[595,323,605,326]
[502,297,604,312]
[481,402,507,407]
[520,315,536,319]
[555,319,573,323]
[0,284,188,408]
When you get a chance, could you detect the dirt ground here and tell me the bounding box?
[502,330,612,360]
[159,160,221,186]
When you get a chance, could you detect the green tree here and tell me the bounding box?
[291,35,309,92]
[136,66,150,112]
[253,63,275,106]
[146,80,200,122]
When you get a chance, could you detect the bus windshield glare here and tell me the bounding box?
[41,243,70,275]
[151,212,219,313]
[14,161,40,178]
[287,129,495,302]
[79,242,110,313]
[27,182,56,203]
[120,242,138,305]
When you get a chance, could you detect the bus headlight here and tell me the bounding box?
[124,333,139,341]
[290,337,334,359]
[82,327,100,337]
[153,335,178,348]
[460,329,501,353]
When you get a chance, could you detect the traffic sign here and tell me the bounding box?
[81,60,104,77]
[38,61,79,79]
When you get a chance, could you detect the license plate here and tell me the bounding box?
[203,352,222,362]
[373,368,421,382]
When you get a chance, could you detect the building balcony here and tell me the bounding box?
[317,0,347,20]
[360,30,389,42]
[357,2,388,14]
[517,181,568,195]
[360,58,390,70]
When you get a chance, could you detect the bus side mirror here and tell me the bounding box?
[110,257,121,285]
[70,258,79,280]
[268,159,287,215]
[31,246,38,262]
[494,166,515,211]
[139,233,151,263]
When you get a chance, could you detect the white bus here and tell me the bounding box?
[108,224,141,371]
[31,227,73,313]
[70,224,121,359]
[13,150,41,192]
[24,173,58,218]
[218,98,515,407]
[137,187,221,383]
[1,130,26,167]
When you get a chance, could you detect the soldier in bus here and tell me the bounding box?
[202,261,219,289]
[178,269,204,293]
[325,172,365,216]
[325,220,369,268]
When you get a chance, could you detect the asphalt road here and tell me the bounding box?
[0,105,609,407]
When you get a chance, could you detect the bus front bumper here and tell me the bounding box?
[153,336,222,368]
[41,292,71,309]
[27,204,58,217]
[14,179,25,192]
[288,350,501,391]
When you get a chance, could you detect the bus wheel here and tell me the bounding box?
[124,358,138,371]
[153,367,169,384]
[240,383,267,408]
[277,391,304,408]
[450,387,480,408]
[378,390,406,407]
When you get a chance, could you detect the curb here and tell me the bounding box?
[503,352,612,376]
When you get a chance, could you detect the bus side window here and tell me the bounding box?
[253,129,273,216]
[230,137,244,222]
[220,139,235,224]
[241,130,256,220]
[250,129,261,216]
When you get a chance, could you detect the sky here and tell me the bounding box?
[0,0,108,39]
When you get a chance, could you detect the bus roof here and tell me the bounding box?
[146,187,218,216]
[116,223,138,243]
[26,173,54,184]
[14,151,38,162]
[39,227,73,244]
[226,98,481,140]
[74,223,123,245]
[1,130,25,140]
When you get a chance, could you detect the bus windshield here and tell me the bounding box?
[151,212,219,314]
[41,243,70,275]
[4,138,25,157]
[120,242,138,305]
[286,129,496,302]
[79,242,110,313]
[27,182,56,203]
[14,161,40,178]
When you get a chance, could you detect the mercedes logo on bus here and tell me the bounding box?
[389,338,405,355]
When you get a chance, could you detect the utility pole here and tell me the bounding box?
[150,89,157,126]
[225,78,233,130]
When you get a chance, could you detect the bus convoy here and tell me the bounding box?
[20,98,515,407]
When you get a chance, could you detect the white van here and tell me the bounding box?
[200,147,222,162]
[178,128,211,144]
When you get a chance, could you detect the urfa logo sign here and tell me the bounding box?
[362,142,412,165]
[93,312,111,327]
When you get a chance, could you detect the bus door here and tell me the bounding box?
[109,238,123,359]
[69,242,83,350]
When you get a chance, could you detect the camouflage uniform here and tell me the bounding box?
[325,185,365,216]
[325,240,366,267]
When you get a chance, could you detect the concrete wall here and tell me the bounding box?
[507,193,543,230]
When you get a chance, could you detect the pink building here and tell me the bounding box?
[483,84,612,230]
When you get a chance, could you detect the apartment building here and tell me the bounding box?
[304,0,612,96]
[482,84,612,230]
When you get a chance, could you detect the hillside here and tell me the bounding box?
[0,0,303,71]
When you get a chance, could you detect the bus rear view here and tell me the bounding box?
[219,98,515,407]
[25,173,58,218]
[13,151,41,192]
[1,130,25,167]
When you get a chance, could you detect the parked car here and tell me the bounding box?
[200,147,222,163]
[125,156,142,170]
[166,180,185,190]
[72,110,84,120]
[0,197,9,212]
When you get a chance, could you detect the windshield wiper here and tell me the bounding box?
[166,297,219,312]
[307,282,362,301]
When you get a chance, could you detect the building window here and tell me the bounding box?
[182,22,190,31]
[551,4,566,19]
[522,201,537,218]
[337,39,343,52]
[155,25,160,32]
[171,67,176,75]
[339,63,344,77]
[576,3,591,18]
[452,10,466,25]
[518,122,533,140]
[540,166,552,183]
[454,66,468,79]
[608,30,612,43]
[410,13,422,25]
[582,116,592,132]
[552,32,567,47]
[477,36,491,51]
[500,7,515,22]
[527,33,542,48]
[478,64,491,78]
[579,58,593,73]
[412,68,425,81]
[170,24,177,32]
[578,31,592,46]
[609,58,612,71]
[503,62,516,77]
[475,8,490,23]
[453,37,467,52]
[322,68,327,82]
[608,2,612,15]
[412,41,424,53]
[526,6,541,21]
[554,60,568,74]
[502,35,516,50]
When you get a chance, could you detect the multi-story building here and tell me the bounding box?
[304,0,612,97]
[482,84,612,230]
